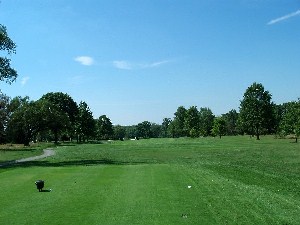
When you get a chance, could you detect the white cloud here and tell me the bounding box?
[113,60,132,70]
[145,60,171,68]
[113,59,171,70]
[21,76,30,86]
[267,9,300,25]
[74,56,94,66]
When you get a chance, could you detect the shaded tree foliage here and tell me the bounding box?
[222,109,239,135]
[199,107,214,136]
[136,121,152,139]
[150,123,162,138]
[113,125,126,140]
[96,115,113,140]
[279,100,300,143]
[124,126,137,139]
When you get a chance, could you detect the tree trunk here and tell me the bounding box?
[24,139,30,146]
[54,130,58,144]
[23,132,30,146]
[256,127,260,140]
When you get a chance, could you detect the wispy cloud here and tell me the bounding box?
[74,56,94,66]
[143,60,171,68]
[21,76,30,86]
[112,59,172,70]
[267,9,300,25]
[113,60,132,70]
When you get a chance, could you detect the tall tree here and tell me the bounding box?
[172,106,187,137]
[41,92,78,138]
[37,99,70,144]
[76,101,95,142]
[0,92,10,143]
[198,107,214,137]
[0,25,17,84]
[184,106,200,137]
[279,100,300,143]
[96,115,113,140]
[161,118,172,138]
[239,82,273,140]
[41,92,78,124]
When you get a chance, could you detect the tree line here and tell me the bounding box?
[1,24,299,144]
[0,82,299,145]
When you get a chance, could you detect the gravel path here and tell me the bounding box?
[0,148,55,167]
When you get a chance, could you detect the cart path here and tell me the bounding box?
[16,149,55,163]
[0,148,55,167]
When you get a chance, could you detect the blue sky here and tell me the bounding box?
[0,0,299,125]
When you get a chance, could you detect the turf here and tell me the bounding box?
[0,136,299,224]
[0,143,49,163]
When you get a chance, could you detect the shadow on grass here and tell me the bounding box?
[0,158,147,169]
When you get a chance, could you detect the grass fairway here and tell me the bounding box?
[0,136,300,224]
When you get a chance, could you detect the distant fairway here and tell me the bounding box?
[0,137,299,224]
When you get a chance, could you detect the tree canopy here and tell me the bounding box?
[0,24,17,84]
[279,100,300,143]
[239,82,274,140]
[0,81,298,144]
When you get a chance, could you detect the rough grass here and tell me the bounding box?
[0,143,51,163]
[0,136,299,224]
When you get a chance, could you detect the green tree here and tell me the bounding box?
[0,25,18,84]
[76,101,95,142]
[124,125,137,139]
[161,118,172,138]
[239,82,273,140]
[273,103,285,135]
[96,115,113,140]
[279,100,300,143]
[184,106,200,137]
[150,123,162,138]
[172,106,187,137]
[199,107,214,136]
[0,92,10,143]
[136,121,152,139]
[211,117,226,138]
[113,125,126,140]
[37,99,70,144]
[222,109,239,135]
[6,99,51,145]
[41,92,78,138]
